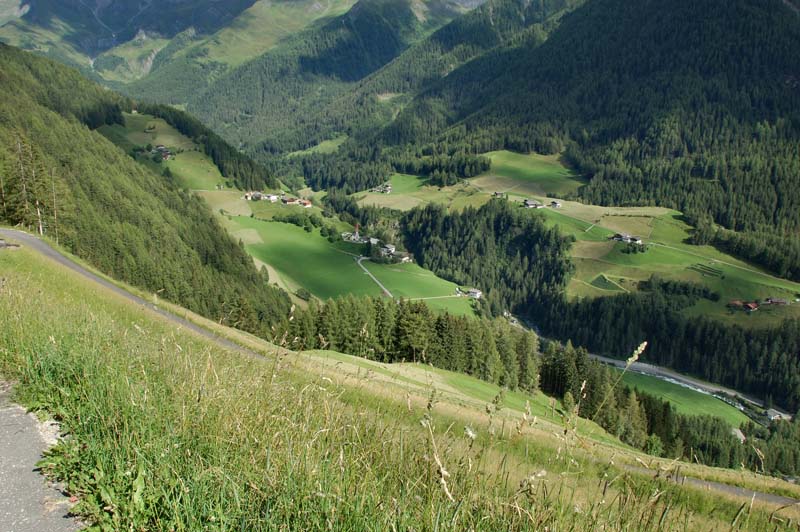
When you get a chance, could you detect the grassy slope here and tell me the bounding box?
[1,0,356,86]
[1,238,798,529]
[470,150,587,196]
[99,112,227,191]
[170,0,357,70]
[287,135,348,157]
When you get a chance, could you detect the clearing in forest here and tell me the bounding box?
[471,151,587,197]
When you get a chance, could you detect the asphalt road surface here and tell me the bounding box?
[0,383,82,532]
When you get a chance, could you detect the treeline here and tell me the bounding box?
[0,45,291,340]
[136,103,280,190]
[401,199,574,318]
[542,341,800,475]
[539,292,800,413]
[280,292,800,475]
[692,218,800,282]
[301,152,390,193]
[389,150,491,186]
[284,296,540,391]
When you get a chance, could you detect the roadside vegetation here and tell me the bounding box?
[2,244,798,530]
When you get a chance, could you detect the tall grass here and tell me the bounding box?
[0,248,791,530]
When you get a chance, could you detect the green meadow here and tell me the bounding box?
[99,112,228,190]
[220,215,474,315]
[233,216,379,300]
[471,151,587,196]
[363,261,475,315]
[287,135,348,157]
[620,371,751,428]
[357,174,490,211]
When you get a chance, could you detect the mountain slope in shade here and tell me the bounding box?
[184,0,484,151]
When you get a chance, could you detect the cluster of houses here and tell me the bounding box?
[340,230,412,263]
[610,233,644,245]
[379,243,413,263]
[243,192,312,208]
[370,182,393,194]
[152,145,172,161]
[283,196,313,208]
[728,297,790,313]
[455,287,483,300]
[522,199,561,209]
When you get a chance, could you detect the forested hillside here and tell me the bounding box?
[388,0,800,236]
[0,44,290,335]
[245,0,583,154]
[186,0,478,152]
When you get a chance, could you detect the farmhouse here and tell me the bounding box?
[767,409,789,422]
[764,297,789,306]
[151,145,172,161]
[393,251,413,264]
[369,237,380,246]
[467,288,483,299]
[266,194,279,203]
[523,199,543,209]
[282,197,300,205]
[245,192,265,201]
[611,233,643,245]
[744,302,759,312]
[380,244,397,257]
[550,200,562,208]
[299,199,313,208]
[371,182,393,194]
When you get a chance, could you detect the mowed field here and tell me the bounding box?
[213,212,475,315]
[362,261,475,315]
[287,135,348,157]
[620,371,751,427]
[357,173,490,211]
[471,151,588,196]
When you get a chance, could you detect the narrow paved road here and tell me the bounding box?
[625,464,800,507]
[0,383,82,532]
[356,256,393,298]
[0,229,263,361]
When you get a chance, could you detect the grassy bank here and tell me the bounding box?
[1,243,793,529]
